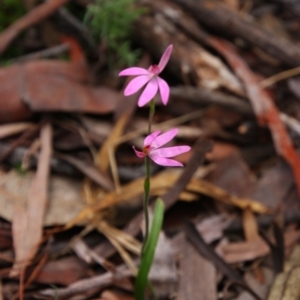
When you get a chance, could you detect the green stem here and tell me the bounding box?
[142,100,155,251]
[148,99,155,134]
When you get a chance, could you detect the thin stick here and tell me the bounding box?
[260,65,300,88]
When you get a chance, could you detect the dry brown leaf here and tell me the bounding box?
[205,141,239,162]
[65,170,178,228]
[35,256,89,285]
[96,111,131,174]
[218,239,270,263]
[70,111,133,253]
[0,59,120,123]
[10,122,52,276]
[217,229,300,265]
[66,170,268,228]
[39,264,131,298]
[172,215,233,257]
[24,64,120,113]
[243,208,260,241]
[186,178,270,214]
[57,153,114,191]
[177,240,216,300]
[0,170,85,226]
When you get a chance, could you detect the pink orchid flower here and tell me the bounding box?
[118,45,173,107]
[133,128,191,167]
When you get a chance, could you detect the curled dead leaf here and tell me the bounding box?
[0,60,121,123]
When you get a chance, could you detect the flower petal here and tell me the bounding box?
[158,44,173,72]
[150,155,183,167]
[119,67,149,76]
[151,128,178,148]
[157,77,170,105]
[124,75,150,96]
[132,146,145,158]
[150,146,191,158]
[144,130,161,147]
[138,77,158,107]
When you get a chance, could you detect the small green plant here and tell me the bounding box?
[0,0,25,64]
[134,199,164,300]
[13,162,27,176]
[50,285,58,300]
[84,0,144,68]
[0,0,25,32]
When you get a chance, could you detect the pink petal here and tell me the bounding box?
[151,128,178,148]
[158,44,173,72]
[138,77,159,107]
[119,67,149,76]
[132,146,145,158]
[157,77,170,105]
[150,155,183,167]
[150,146,191,158]
[124,75,150,96]
[144,130,161,147]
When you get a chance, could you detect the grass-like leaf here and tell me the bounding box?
[134,198,164,300]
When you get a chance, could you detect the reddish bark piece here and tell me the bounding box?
[209,37,300,196]
[0,0,71,54]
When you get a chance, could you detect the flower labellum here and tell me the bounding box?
[118,44,173,107]
[133,128,191,167]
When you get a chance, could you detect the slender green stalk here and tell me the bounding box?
[143,156,151,250]
[148,100,155,134]
[134,199,164,300]
[142,100,155,250]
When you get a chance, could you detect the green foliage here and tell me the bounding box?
[50,285,58,300]
[0,0,26,64]
[134,198,164,300]
[0,0,25,32]
[84,0,144,68]
[13,162,27,176]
